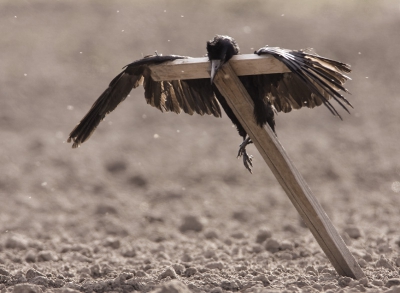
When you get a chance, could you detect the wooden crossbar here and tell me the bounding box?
[149,54,290,81]
[150,55,365,279]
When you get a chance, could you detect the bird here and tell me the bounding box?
[68,35,352,173]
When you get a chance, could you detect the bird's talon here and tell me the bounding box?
[242,152,253,173]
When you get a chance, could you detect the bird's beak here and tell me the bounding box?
[210,59,222,84]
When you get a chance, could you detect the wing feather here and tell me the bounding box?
[170,80,194,115]
[163,81,181,114]
[255,46,352,118]
[68,54,221,148]
[68,72,143,148]
[182,79,222,117]
[180,81,198,114]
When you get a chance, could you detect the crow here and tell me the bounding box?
[68,35,352,173]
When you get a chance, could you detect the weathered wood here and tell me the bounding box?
[212,63,365,279]
[148,55,364,279]
[149,54,290,81]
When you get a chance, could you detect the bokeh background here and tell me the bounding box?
[0,1,399,291]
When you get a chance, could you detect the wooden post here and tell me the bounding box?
[150,55,365,279]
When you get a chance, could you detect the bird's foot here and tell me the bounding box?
[237,139,253,174]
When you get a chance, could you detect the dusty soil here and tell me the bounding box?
[1,1,400,292]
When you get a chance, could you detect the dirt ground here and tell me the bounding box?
[1,1,400,292]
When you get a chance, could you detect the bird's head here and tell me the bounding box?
[207,35,240,84]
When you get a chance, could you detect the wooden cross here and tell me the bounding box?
[149,55,365,279]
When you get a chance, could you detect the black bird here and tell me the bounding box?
[68,35,352,173]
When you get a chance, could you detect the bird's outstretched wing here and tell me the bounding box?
[254,47,352,117]
[68,55,221,148]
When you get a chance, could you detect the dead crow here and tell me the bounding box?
[68,35,351,173]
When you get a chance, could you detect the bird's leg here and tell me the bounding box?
[237,136,253,174]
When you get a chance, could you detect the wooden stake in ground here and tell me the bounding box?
[150,55,365,280]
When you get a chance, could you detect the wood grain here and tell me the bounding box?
[149,54,290,81]
[213,63,365,279]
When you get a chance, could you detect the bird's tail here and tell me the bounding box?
[253,99,276,133]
